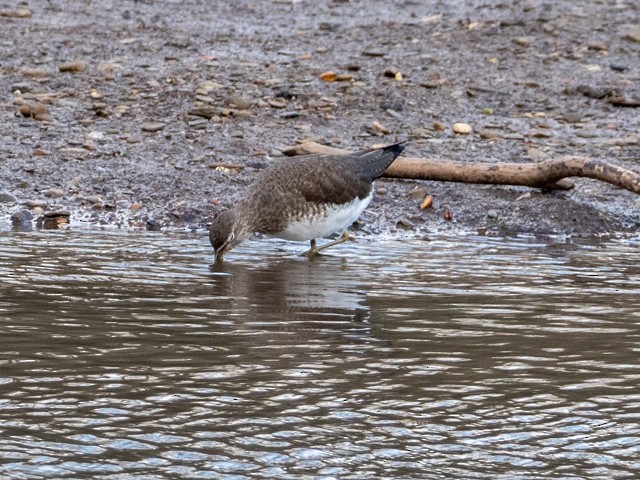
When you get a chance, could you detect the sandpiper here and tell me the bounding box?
[209,142,405,261]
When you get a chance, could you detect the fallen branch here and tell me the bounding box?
[284,142,640,195]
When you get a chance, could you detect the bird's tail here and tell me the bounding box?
[353,141,406,180]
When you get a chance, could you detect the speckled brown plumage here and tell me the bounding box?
[209,143,405,260]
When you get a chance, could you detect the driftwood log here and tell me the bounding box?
[283,142,640,195]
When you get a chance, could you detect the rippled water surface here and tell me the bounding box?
[1,229,639,479]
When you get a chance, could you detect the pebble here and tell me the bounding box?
[85,195,104,205]
[22,68,49,79]
[268,99,287,108]
[452,122,472,134]
[396,216,415,230]
[575,128,598,138]
[58,147,87,159]
[526,147,548,161]
[141,122,166,133]
[0,8,32,18]
[562,112,583,123]
[146,219,162,231]
[477,129,502,140]
[11,82,33,93]
[59,61,87,73]
[487,209,498,219]
[25,199,46,208]
[45,188,64,198]
[226,95,252,110]
[362,50,386,57]
[516,193,532,201]
[376,187,387,195]
[513,36,535,47]
[528,128,552,138]
[587,41,607,51]
[432,121,446,131]
[279,111,300,119]
[623,25,640,43]
[371,121,390,134]
[10,209,33,227]
[408,187,428,200]
[19,102,51,121]
[0,192,17,204]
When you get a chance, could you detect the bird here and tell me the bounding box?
[209,142,405,261]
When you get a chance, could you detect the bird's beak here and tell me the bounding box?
[214,243,228,263]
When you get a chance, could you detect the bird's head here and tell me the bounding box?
[209,209,244,262]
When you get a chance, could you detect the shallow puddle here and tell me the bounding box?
[1,229,639,478]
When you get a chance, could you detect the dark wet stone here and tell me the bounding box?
[11,209,33,225]
[279,111,300,119]
[146,219,162,231]
[44,210,71,218]
[610,63,628,72]
[0,191,17,204]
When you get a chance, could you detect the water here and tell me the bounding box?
[1,229,639,479]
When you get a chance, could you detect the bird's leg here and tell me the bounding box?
[306,231,353,257]
[300,238,318,257]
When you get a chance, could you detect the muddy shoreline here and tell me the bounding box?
[1,0,639,240]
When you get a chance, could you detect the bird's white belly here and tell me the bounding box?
[276,192,373,241]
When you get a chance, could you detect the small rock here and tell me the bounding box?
[376,187,387,195]
[146,219,162,231]
[279,111,300,119]
[419,81,439,89]
[85,195,103,206]
[575,128,599,138]
[11,82,33,93]
[609,95,640,107]
[562,112,584,123]
[396,216,415,230]
[45,188,64,198]
[0,8,32,18]
[410,127,431,139]
[516,192,532,201]
[226,95,252,110]
[487,209,498,219]
[141,122,165,133]
[528,128,552,138]
[59,61,87,73]
[40,210,71,229]
[21,68,49,78]
[452,122,473,134]
[526,147,548,161]
[597,136,639,147]
[408,187,428,200]
[25,199,46,208]
[19,102,51,121]
[11,209,33,228]
[371,121,390,134]
[362,50,386,57]
[587,41,607,51]
[383,67,399,78]
[432,121,446,131]
[58,147,87,159]
[513,36,535,47]
[0,192,18,204]
[610,63,628,72]
[268,99,287,108]
[622,25,640,43]
[477,129,502,140]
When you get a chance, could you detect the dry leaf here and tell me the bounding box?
[319,71,337,82]
[420,195,433,210]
